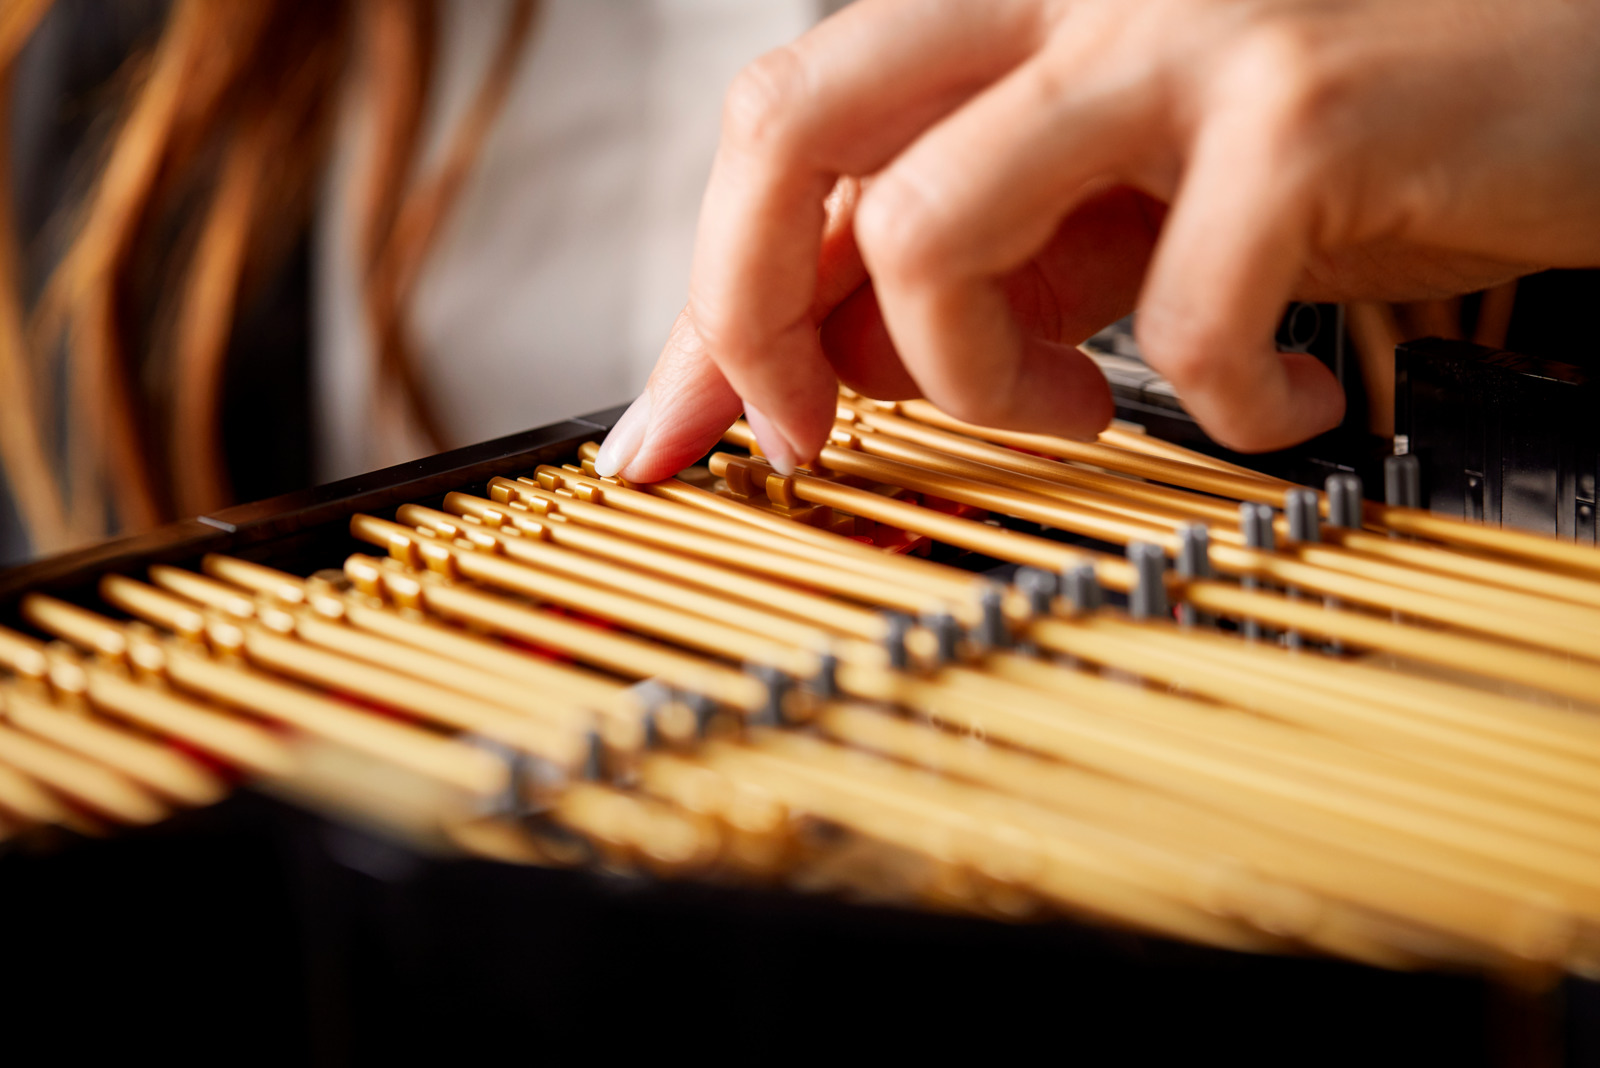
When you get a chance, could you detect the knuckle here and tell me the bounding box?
[1232,19,1319,84]
[1133,309,1221,394]
[1226,21,1347,141]
[940,392,1013,428]
[1018,50,1075,114]
[721,45,809,152]
[685,289,754,371]
[924,362,1024,429]
[854,173,945,286]
[1210,419,1286,454]
[1134,312,1289,454]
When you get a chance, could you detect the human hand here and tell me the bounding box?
[597,0,1600,481]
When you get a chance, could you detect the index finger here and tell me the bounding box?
[681,0,1054,469]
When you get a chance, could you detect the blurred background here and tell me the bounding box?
[0,0,848,569]
[3,0,1594,571]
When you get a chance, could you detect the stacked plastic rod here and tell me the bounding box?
[5,391,1600,983]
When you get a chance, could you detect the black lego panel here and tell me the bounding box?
[1396,338,1596,542]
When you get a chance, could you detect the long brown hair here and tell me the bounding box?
[0,0,536,555]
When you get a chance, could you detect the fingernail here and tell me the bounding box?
[743,404,796,476]
[594,392,651,477]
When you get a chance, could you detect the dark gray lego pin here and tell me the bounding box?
[1315,476,1358,654]
[1015,567,1057,617]
[1322,475,1360,654]
[1240,501,1276,552]
[631,680,672,748]
[921,608,962,665]
[881,610,913,671]
[976,584,1008,649]
[467,735,527,817]
[1325,473,1363,529]
[1127,542,1169,621]
[745,663,791,727]
[1177,523,1211,580]
[685,692,717,736]
[1062,562,1102,615]
[1238,501,1276,641]
[1175,523,1210,628]
[808,649,840,700]
[1384,454,1421,510]
[582,728,605,781]
[1285,488,1320,543]
[1282,488,1320,649]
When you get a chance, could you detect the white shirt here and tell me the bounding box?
[315,0,824,480]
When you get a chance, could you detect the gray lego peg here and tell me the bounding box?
[1176,523,1211,578]
[1015,567,1057,617]
[746,663,791,727]
[808,649,840,700]
[1282,490,1321,650]
[881,610,913,671]
[1384,454,1422,510]
[1325,473,1364,529]
[582,728,605,781]
[1239,501,1276,641]
[1175,523,1211,628]
[685,692,717,736]
[1127,542,1169,621]
[1321,474,1361,653]
[1062,562,1102,615]
[1285,488,1321,543]
[629,680,671,750]
[1240,501,1276,553]
[922,608,962,665]
[976,584,1008,649]
[467,736,525,817]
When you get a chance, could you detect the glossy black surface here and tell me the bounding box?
[1397,338,1596,542]
[0,793,1539,1067]
[0,405,626,626]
